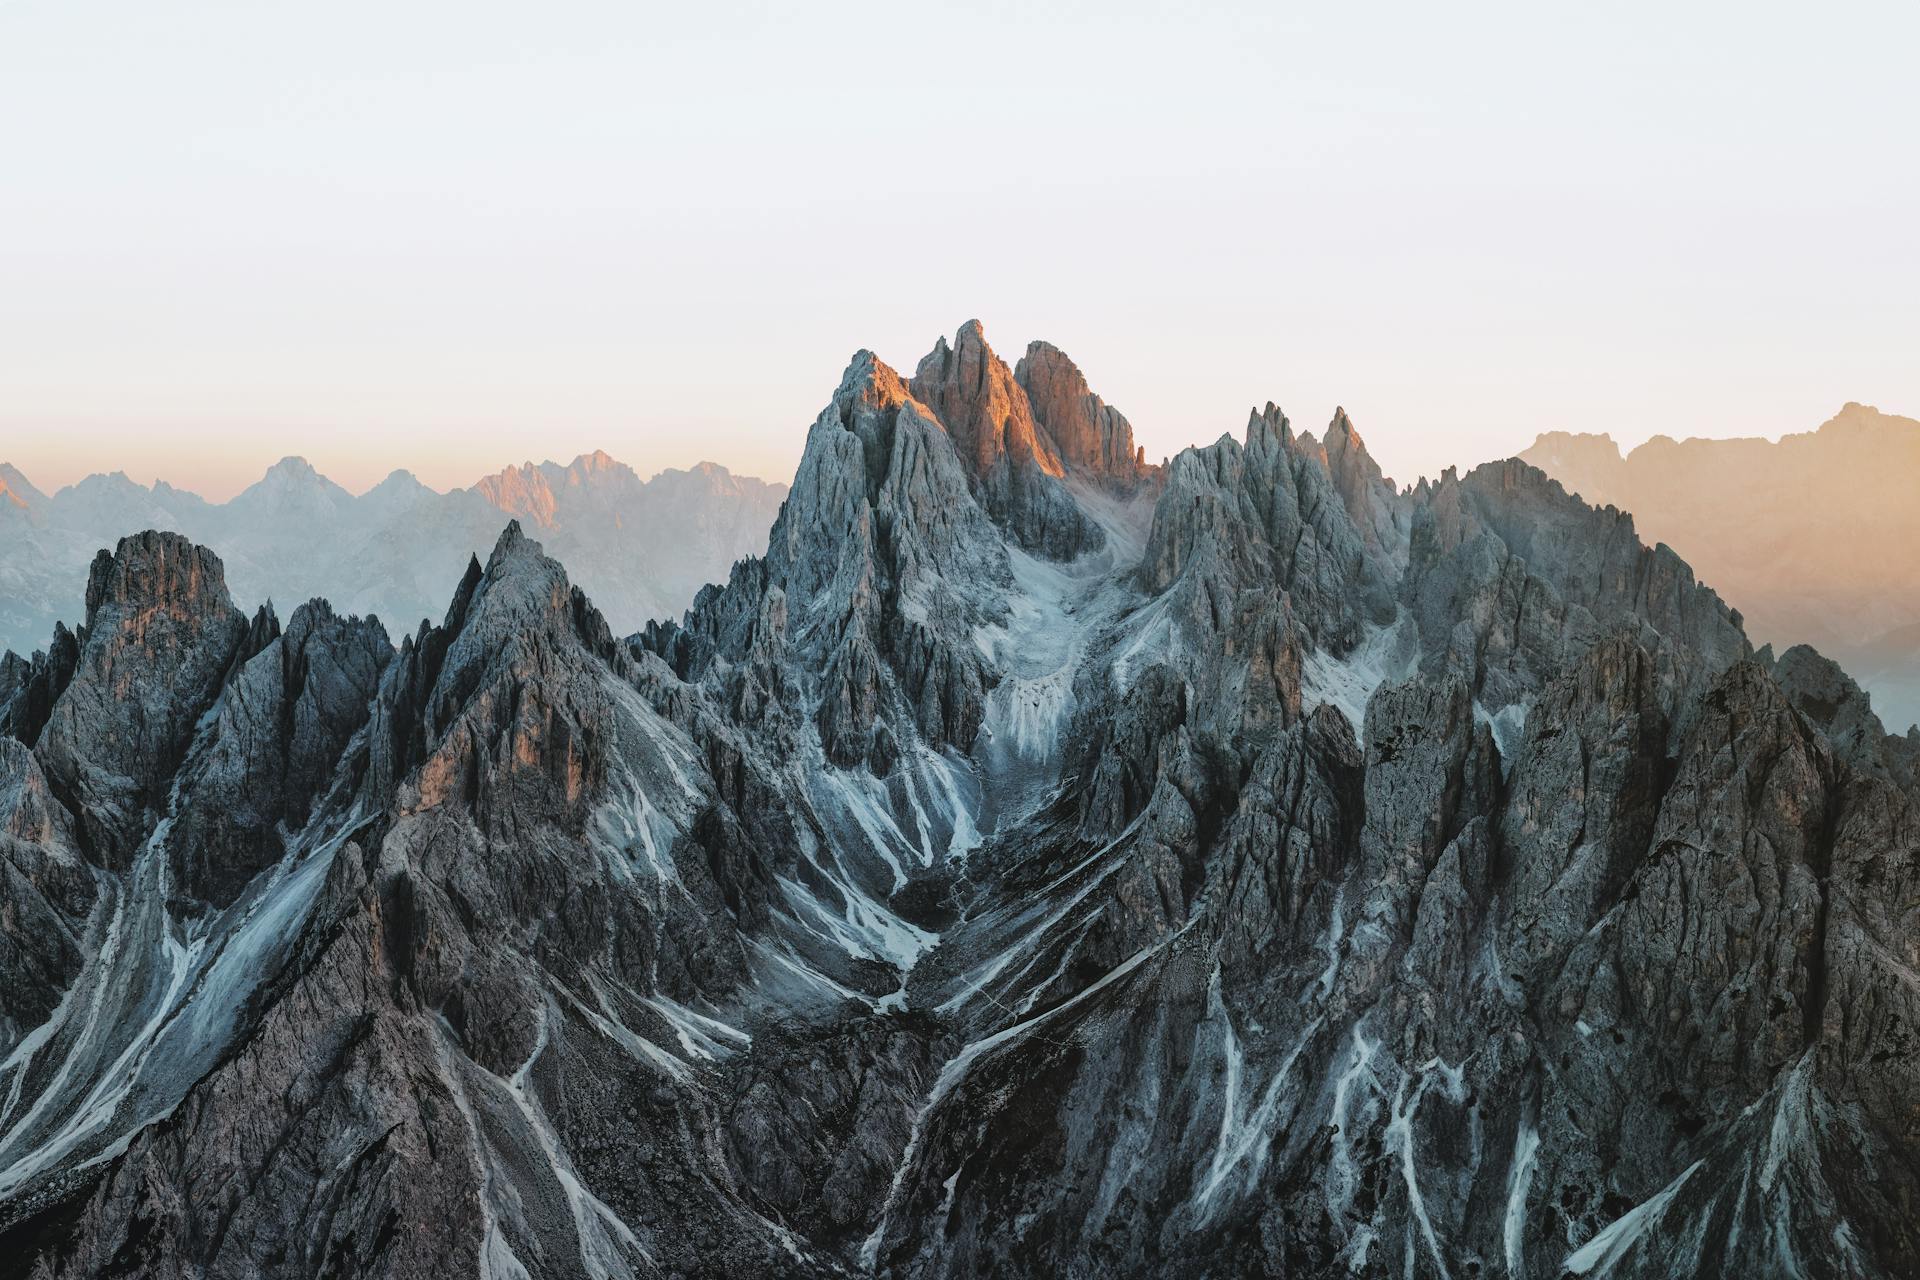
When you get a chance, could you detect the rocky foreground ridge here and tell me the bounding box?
[1,322,1916,1278]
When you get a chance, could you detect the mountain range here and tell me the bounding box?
[1521,402,1920,733]
[0,452,788,663]
[1,322,1916,1277]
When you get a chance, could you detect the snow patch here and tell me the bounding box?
[1474,698,1530,774]
[1384,1057,1469,1280]
[864,925,1185,1271]
[1503,1120,1542,1277]
[1301,616,1416,734]
[1562,1159,1706,1275]
[1325,1025,1383,1227]
[1306,887,1346,1002]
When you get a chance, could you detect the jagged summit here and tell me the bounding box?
[489,515,534,559]
[907,321,1107,559]
[2,345,1918,1279]
[1014,338,1152,488]
[911,321,1065,479]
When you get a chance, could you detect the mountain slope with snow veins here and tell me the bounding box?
[2,321,1917,1278]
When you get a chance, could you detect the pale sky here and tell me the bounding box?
[2,0,1915,500]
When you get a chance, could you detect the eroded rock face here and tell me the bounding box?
[1522,404,1920,733]
[910,321,1105,560]
[1404,458,1750,730]
[3,333,1917,1280]
[35,532,248,866]
[0,625,80,746]
[165,599,393,907]
[1014,340,1152,489]
[0,740,96,1053]
[1138,404,1404,654]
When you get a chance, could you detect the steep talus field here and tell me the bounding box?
[1,323,1916,1278]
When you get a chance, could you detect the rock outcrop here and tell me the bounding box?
[1521,403,1920,732]
[910,321,1106,559]
[1014,340,1152,489]
[35,532,248,866]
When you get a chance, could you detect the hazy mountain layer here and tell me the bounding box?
[1,325,1916,1278]
[1523,402,1920,731]
[0,453,787,661]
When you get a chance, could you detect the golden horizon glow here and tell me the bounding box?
[3,1,1915,500]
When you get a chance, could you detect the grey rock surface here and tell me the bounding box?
[1,329,1915,1278]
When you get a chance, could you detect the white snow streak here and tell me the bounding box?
[1193,967,1321,1217]
[490,1005,652,1280]
[1325,1025,1382,1228]
[1384,1057,1468,1280]
[1562,1159,1706,1276]
[863,927,1184,1271]
[1503,1121,1542,1276]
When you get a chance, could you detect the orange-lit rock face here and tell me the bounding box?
[472,462,562,529]
[1015,339,1150,488]
[8,329,1920,1280]
[906,321,1104,559]
[910,319,1064,481]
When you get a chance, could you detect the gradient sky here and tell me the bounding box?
[3,0,1916,501]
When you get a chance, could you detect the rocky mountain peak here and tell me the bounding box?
[1518,429,1630,507]
[57,469,145,502]
[366,466,426,492]
[1245,401,1292,451]
[265,453,319,478]
[558,449,640,491]
[1013,339,1153,489]
[38,532,249,863]
[909,321,1104,559]
[253,454,338,492]
[5,347,1918,1280]
[909,321,1059,478]
[1818,399,1915,435]
[833,347,915,425]
[471,460,561,527]
[453,520,601,657]
[81,529,235,631]
[1142,402,1403,650]
[231,455,354,517]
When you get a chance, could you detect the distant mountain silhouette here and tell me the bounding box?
[1523,401,1920,730]
[0,452,787,657]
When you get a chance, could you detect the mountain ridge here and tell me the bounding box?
[1521,401,1920,732]
[0,325,1916,1278]
[0,451,790,667]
